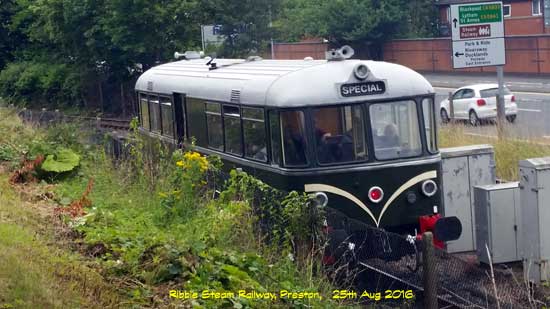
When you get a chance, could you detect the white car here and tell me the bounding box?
[439,84,518,126]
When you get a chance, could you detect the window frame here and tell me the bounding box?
[421,97,438,154]
[242,106,268,162]
[280,109,309,168]
[532,0,541,15]
[311,104,368,166]
[138,92,151,131]
[222,104,243,156]
[461,88,475,99]
[159,95,174,138]
[205,101,224,151]
[368,100,423,161]
[503,4,511,17]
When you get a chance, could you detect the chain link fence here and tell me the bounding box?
[335,219,547,308]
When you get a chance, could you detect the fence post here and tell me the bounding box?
[423,232,438,309]
[448,92,454,122]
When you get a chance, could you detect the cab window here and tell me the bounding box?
[370,101,422,160]
[313,105,366,164]
[281,111,307,167]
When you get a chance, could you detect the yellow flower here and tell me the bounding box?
[158,192,168,198]
[176,160,184,167]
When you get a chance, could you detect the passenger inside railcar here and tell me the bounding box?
[313,105,366,164]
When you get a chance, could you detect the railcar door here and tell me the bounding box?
[173,93,187,144]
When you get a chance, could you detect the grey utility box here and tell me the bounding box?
[441,145,496,253]
[474,182,522,264]
[519,157,550,284]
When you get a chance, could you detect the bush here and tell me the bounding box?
[0,61,83,108]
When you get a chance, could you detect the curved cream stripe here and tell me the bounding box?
[376,170,437,226]
[304,184,379,227]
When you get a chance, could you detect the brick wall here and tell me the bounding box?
[383,35,550,74]
[272,42,328,60]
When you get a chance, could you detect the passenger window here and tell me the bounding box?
[160,96,174,137]
[269,111,281,165]
[139,93,150,130]
[313,105,366,164]
[243,107,266,162]
[281,111,307,167]
[462,89,475,99]
[370,101,422,160]
[223,105,242,156]
[186,98,207,147]
[422,98,437,153]
[452,90,464,100]
[150,96,161,133]
[205,102,223,150]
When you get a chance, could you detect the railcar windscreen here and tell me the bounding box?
[369,100,422,160]
[313,105,367,164]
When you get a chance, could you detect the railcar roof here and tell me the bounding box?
[135,58,434,107]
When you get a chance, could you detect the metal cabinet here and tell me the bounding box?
[519,157,550,283]
[441,145,496,253]
[474,183,522,264]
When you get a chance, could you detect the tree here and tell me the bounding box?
[198,0,281,58]
[275,0,436,59]
[0,0,202,113]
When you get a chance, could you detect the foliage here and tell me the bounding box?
[439,123,550,180]
[0,174,124,308]
[199,0,281,57]
[276,0,437,57]
[51,137,335,307]
[40,148,80,173]
[0,61,82,108]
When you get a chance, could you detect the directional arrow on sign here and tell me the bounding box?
[454,52,464,57]
[453,18,458,28]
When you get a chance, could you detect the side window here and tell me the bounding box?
[313,105,366,164]
[186,98,207,147]
[462,89,475,99]
[223,105,242,156]
[150,96,161,133]
[452,90,464,100]
[243,107,266,162]
[281,110,307,167]
[269,111,281,165]
[422,98,437,153]
[139,93,150,130]
[206,102,223,150]
[160,96,174,137]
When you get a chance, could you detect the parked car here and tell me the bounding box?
[439,84,518,125]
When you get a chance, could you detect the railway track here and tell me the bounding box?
[96,118,131,130]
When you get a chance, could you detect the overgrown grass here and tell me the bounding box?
[0,175,123,308]
[0,108,349,308]
[439,123,550,180]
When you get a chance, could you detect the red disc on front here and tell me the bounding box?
[369,187,383,202]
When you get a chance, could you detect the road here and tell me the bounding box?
[426,74,550,140]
